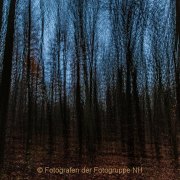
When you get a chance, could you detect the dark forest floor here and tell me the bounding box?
[0,132,179,180]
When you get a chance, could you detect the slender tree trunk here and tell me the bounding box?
[47,101,53,155]
[94,62,101,144]
[76,55,83,158]
[74,28,83,158]
[0,0,3,31]
[62,34,69,158]
[26,0,33,154]
[126,47,134,160]
[170,1,180,163]
[176,0,180,121]
[0,0,16,166]
[177,0,180,35]
[117,68,126,150]
[132,68,145,157]
[40,0,44,142]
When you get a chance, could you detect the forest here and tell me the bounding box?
[0,0,179,179]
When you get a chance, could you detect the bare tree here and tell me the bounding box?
[0,0,17,166]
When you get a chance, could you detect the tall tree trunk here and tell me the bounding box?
[126,47,134,161]
[116,67,126,150]
[62,34,69,158]
[0,0,3,31]
[75,29,83,158]
[176,0,180,121]
[177,0,180,35]
[0,0,16,166]
[132,68,145,157]
[76,54,83,158]
[26,0,33,154]
[39,0,45,143]
[169,1,180,163]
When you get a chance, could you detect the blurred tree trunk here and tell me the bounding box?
[124,2,135,160]
[74,22,83,158]
[132,67,145,157]
[0,0,16,166]
[26,0,33,154]
[177,1,180,35]
[176,0,180,120]
[170,0,180,163]
[75,45,83,158]
[62,32,69,158]
[93,62,101,144]
[126,45,134,159]
[0,0,3,30]
[116,67,126,150]
[39,0,47,143]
